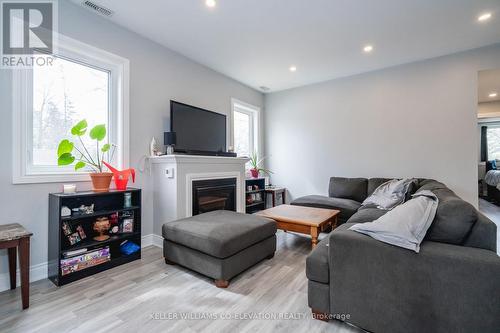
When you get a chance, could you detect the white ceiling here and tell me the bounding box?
[479,69,500,103]
[73,0,500,92]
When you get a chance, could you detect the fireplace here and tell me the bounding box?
[192,178,237,216]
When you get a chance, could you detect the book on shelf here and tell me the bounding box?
[60,247,111,276]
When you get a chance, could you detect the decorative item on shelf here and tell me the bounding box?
[249,152,273,178]
[63,184,76,194]
[109,212,119,233]
[164,131,177,155]
[78,204,94,215]
[120,240,140,256]
[62,222,72,236]
[56,119,117,192]
[61,206,71,217]
[72,208,80,216]
[246,194,254,204]
[255,192,262,202]
[122,218,134,233]
[68,232,81,245]
[76,225,86,240]
[150,137,160,156]
[93,217,111,241]
[124,192,132,208]
[103,161,136,191]
[247,185,253,192]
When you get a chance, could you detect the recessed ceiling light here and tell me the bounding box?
[478,12,492,22]
[205,0,216,8]
[489,92,498,98]
[289,66,297,72]
[363,45,374,53]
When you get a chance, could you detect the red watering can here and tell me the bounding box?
[103,161,135,191]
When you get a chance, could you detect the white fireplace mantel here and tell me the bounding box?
[149,155,249,230]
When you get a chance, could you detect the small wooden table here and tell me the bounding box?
[265,186,286,207]
[0,223,32,309]
[257,204,339,248]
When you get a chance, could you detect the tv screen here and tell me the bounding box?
[170,101,226,153]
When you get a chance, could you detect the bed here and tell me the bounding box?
[485,169,500,203]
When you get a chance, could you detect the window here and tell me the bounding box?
[232,99,259,158]
[13,34,129,184]
[487,126,500,160]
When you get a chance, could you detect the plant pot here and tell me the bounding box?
[90,172,113,192]
[250,168,259,178]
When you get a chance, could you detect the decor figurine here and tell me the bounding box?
[103,161,135,191]
[93,217,111,241]
[56,119,117,192]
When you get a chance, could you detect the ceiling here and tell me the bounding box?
[73,0,500,92]
[479,69,500,103]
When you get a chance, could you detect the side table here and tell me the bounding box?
[265,186,286,207]
[0,223,32,309]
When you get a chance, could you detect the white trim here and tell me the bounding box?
[185,171,244,217]
[12,33,130,184]
[0,234,161,292]
[0,261,47,293]
[141,233,163,248]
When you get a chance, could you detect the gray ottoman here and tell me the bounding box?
[162,210,277,288]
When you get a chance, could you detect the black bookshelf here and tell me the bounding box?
[48,188,141,286]
[245,178,266,213]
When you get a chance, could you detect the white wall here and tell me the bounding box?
[265,43,500,206]
[0,1,263,289]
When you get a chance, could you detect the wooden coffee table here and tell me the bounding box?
[257,204,339,248]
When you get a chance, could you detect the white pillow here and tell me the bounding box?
[362,178,415,210]
[350,190,438,253]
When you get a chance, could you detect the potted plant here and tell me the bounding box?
[249,152,272,178]
[57,119,116,192]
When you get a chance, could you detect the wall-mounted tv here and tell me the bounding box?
[170,101,227,155]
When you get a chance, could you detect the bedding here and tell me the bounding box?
[485,170,500,189]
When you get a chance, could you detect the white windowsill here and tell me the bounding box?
[13,172,92,184]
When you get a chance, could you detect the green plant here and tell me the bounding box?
[57,119,116,172]
[249,152,272,175]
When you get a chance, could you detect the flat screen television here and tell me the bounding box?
[170,101,227,155]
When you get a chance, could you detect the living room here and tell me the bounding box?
[0,1,499,332]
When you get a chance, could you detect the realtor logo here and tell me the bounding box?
[1,0,57,68]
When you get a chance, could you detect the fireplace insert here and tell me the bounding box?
[192,178,237,215]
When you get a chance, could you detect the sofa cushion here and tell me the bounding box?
[362,178,416,210]
[162,210,276,258]
[329,177,368,203]
[367,178,393,197]
[348,208,388,224]
[423,188,478,245]
[416,179,448,192]
[306,238,329,283]
[290,195,361,223]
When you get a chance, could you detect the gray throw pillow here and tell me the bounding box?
[349,190,438,253]
[361,178,416,210]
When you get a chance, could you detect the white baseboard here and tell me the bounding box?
[0,261,48,292]
[0,233,163,292]
[141,233,163,248]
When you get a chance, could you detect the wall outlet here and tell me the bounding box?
[165,168,174,178]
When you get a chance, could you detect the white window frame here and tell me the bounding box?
[231,98,260,158]
[12,33,129,184]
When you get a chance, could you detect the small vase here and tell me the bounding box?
[250,169,259,178]
[90,172,113,192]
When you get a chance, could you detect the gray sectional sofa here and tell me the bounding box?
[291,177,500,333]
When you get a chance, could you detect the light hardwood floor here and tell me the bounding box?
[0,231,361,333]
